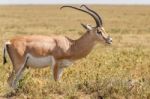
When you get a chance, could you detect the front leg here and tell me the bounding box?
[53,63,64,81]
[52,59,73,81]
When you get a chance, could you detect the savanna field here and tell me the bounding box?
[0,5,150,99]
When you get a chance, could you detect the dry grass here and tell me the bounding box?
[0,5,150,99]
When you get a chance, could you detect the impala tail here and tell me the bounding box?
[3,42,9,65]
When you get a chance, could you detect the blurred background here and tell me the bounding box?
[0,0,150,5]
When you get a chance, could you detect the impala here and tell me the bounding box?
[3,5,112,89]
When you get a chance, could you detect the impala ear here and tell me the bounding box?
[81,23,92,31]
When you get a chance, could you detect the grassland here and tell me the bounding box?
[0,5,150,99]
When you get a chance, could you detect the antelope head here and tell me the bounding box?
[60,5,112,44]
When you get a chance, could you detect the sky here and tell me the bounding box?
[0,0,150,5]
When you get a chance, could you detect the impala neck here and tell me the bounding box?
[70,32,96,59]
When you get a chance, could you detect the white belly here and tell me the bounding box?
[26,54,55,68]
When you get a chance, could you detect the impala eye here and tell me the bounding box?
[97,31,101,35]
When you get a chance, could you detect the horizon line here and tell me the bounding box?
[0,3,150,5]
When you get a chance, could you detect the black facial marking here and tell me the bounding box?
[97,30,102,35]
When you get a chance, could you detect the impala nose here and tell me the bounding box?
[106,36,112,44]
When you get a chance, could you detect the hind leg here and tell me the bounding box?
[7,68,25,90]
[7,70,15,87]
[7,55,29,89]
[7,64,25,89]
[6,44,29,89]
[10,57,29,89]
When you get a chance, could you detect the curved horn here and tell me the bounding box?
[80,5,103,26]
[60,5,100,27]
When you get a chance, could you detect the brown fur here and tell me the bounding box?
[3,25,111,89]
